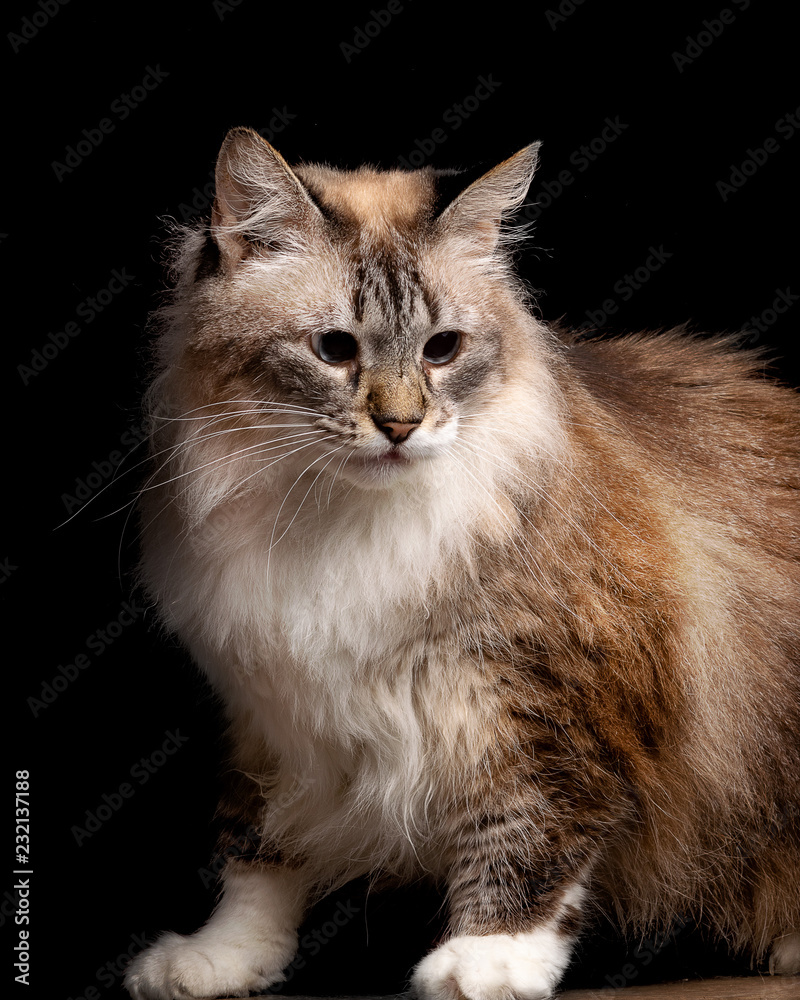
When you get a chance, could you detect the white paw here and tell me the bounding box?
[411,931,569,1000]
[123,928,295,1000]
[770,931,800,975]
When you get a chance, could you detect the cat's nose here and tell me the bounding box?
[373,418,421,444]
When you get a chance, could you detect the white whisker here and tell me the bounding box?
[133,434,330,550]
[270,444,351,552]
[326,451,354,510]
[55,433,152,529]
[108,425,316,509]
[266,443,350,577]
[152,398,323,422]
[137,431,322,498]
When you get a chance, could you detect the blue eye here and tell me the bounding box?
[311,330,358,364]
[423,331,461,364]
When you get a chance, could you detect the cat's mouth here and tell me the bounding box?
[343,446,414,486]
[357,448,411,469]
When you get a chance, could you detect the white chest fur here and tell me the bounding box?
[163,464,499,878]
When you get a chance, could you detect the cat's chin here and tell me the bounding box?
[340,450,419,489]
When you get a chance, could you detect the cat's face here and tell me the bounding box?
[166,130,542,493]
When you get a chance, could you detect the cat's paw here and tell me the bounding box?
[769,932,800,975]
[410,931,569,1000]
[123,928,294,1000]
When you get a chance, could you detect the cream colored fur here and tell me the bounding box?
[126,130,800,999]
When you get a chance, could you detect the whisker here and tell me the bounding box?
[98,430,323,528]
[457,413,610,434]
[455,415,644,544]
[133,428,318,517]
[152,399,323,422]
[55,433,152,530]
[143,422,316,487]
[447,448,547,576]
[326,451,355,510]
[181,433,343,523]
[55,404,319,529]
[265,443,350,579]
[135,435,337,572]
[115,423,318,501]
[270,444,351,552]
[471,435,644,550]
[136,431,322,498]
[162,412,318,435]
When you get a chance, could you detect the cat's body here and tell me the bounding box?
[125,129,800,1000]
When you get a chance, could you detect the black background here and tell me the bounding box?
[5,1,799,998]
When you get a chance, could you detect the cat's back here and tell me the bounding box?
[558,328,799,513]
[539,327,800,604]
[559,327,797,431]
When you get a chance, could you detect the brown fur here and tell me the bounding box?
[128,129,800,1000]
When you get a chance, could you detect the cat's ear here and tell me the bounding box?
[211,127,321,267]
[437,142,540,252]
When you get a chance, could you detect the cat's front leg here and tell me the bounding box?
[124,860,309,1000]
[411,880,585,1000]
[411,776,602,1000]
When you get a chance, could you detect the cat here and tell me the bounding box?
[124,126,800,1000]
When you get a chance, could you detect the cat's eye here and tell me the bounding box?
[423,330,462,365]
[311,330,358,364]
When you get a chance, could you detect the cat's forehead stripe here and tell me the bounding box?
[351,247,438,328]
[361,249,410,324]
[295,164,446,328]
[373,260,434,327]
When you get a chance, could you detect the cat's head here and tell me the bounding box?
[157,128,553,494]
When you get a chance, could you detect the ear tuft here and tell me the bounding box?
[211,127,321,266]
[437,142,541,252]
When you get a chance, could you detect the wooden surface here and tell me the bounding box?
[273,980,798,1000]
[558,975,799,998]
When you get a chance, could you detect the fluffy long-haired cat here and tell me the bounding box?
[125,127,800,1000]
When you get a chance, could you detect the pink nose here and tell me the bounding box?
[375,420,420,444]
